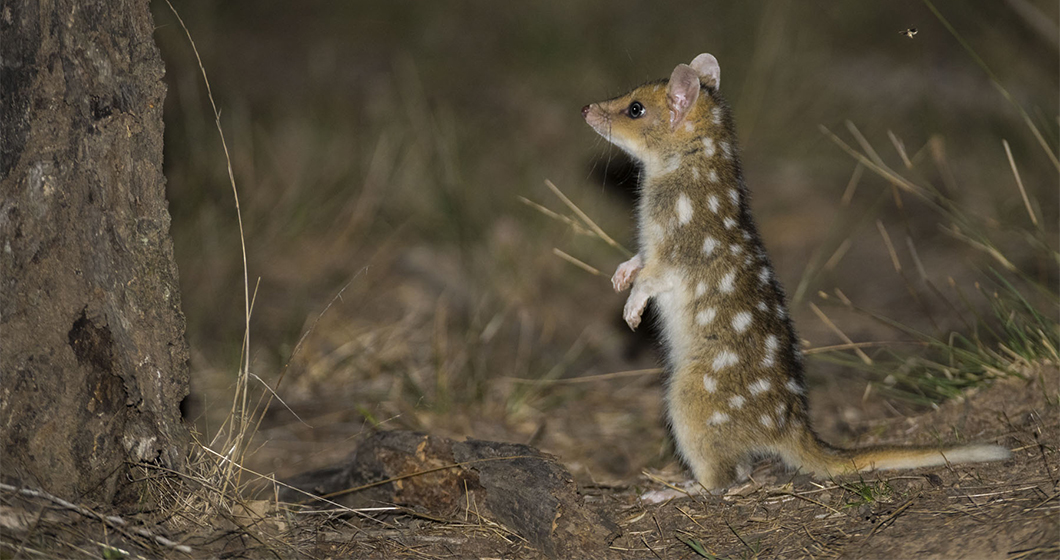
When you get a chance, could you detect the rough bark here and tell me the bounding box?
[1,0,190,506]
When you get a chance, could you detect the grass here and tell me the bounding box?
[805,115,1058,405]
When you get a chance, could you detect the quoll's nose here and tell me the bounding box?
[581,105,591,118]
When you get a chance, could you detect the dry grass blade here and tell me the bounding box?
[810,302,872,365]
[552,248,602,276]
[802,341,918,355]
[904,236,929,282]
[923,0,1060,172]
[840,163,864,206]
[164,0,253,485]
[823,238,853,272]
[819,125,936,207]
[938,224,1018,272]
[876,220,902,274]
[544,179,632,257]
[505,367,662,384]
[1002,139,1039,228]
[888,130,914,170]
[518,196,595,237]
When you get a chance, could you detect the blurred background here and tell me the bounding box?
[152,0,1058,484]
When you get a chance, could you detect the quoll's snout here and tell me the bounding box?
[581,105,591,119]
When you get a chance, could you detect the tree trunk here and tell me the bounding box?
[1,0,190,506]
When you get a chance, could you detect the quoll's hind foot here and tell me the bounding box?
[639,476,755,504]
[640,480,708,504]
[612,254,643,292]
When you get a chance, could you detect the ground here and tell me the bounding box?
[3,366,1054,559]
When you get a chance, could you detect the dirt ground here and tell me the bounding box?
[3,366,1054,559]
[271,366,1059,560]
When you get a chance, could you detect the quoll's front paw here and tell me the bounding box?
[612,254,643,292]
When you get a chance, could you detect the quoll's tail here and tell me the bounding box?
[778,430,1011,478]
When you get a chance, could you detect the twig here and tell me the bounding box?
[0,483,192,555]
[867,494,918,538]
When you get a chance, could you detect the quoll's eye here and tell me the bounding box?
[628,101,645,119]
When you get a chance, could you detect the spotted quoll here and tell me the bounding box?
[582,53,1010,495]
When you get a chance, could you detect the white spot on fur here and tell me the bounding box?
[742,230,752,241]
[708,169,719,183]
[702,374,717,393]
[696,308,716,325]
[695,282,707,297]
[712,106,723,125]
[723,217,737,229]
[707,195,720,213]
[775,303,787,318]
[718,271,736,293]
[692,167,700,181]
[759,414,774,428]
[729,244,742,256]
[703,236,718,255]
[713,350,739,370]
[676,193,693,225]
[758,266,771,284]
[702,137,716,157]
[744,255,753,266]
[757,301,767,311]
[748,378,771,395]
[721,141,732,160]
[761,334,779,368]
[785,379,804,394]
[709,411,730,425]
[775,403,788,427]
[728,395,746,409]
[728,189,739,205]
[683,121,695,133]
[732,311,752,333]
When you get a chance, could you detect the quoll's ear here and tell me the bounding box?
[666,63,700,130]
[690,53,720,90]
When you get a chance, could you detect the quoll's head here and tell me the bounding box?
[582,53,725,170]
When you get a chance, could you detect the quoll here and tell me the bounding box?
[582,53,1010,494]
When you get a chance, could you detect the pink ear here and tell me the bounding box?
[690,53,721,89]
[666,64,700,129]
